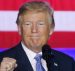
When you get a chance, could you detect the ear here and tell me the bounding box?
[17,24,21,35]
[49,14,55,36]
[49,28,54,36]
[49,23,55,36]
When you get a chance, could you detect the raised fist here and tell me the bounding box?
[0,57,17,71]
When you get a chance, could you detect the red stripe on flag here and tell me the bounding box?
[0,0,27,10]
[0,32,75,48]
[48,32,75,48]
[49,0,75,11]
[0,32,21,48]
[0,0,75,10]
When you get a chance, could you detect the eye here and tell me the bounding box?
[38,22,45,25]
[23,22,31,26]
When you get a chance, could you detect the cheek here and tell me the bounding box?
[38,27,50,36]
[22,27,31,36]
[38,27,50,41]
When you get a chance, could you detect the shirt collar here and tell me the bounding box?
[21,42,42,62]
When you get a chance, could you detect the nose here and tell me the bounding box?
[31,23,38,33]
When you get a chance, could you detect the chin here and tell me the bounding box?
[32,43,44,48]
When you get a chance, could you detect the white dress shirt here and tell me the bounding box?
[21,42,48,71]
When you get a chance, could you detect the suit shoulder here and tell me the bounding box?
[0,42,21,54]
[0,46,17,54]
[52,49,74,62]
[51,49,75,71]
[0,43,21,60]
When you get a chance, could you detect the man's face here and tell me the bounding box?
[18,11,53,52]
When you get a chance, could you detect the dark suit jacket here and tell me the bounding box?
[0,42,75,71]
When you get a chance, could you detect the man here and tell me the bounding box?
[0,1,75,71]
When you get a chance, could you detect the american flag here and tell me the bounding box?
[0,0,75,59]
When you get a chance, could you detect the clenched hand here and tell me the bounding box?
[0,57,17,71]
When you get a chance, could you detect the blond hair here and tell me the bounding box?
[16,1,55,28]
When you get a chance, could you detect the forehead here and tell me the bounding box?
[20,11,51,21]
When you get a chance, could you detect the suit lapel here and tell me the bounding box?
[15,43,34,71]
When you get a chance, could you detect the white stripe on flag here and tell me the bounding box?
[54,11,75,31]
[0,11,75,31]
[0,11,18,31]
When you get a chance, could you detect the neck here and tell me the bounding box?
[27,46,42,53]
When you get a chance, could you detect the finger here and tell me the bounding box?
[15,64,17,68]
[0,57,17,71]
[3,57,16,63]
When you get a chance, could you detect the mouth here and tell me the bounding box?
[31,36,40,39]
[31,34,40,37]
[30,35,40,39]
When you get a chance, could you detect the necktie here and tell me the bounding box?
[34,54,45,71]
